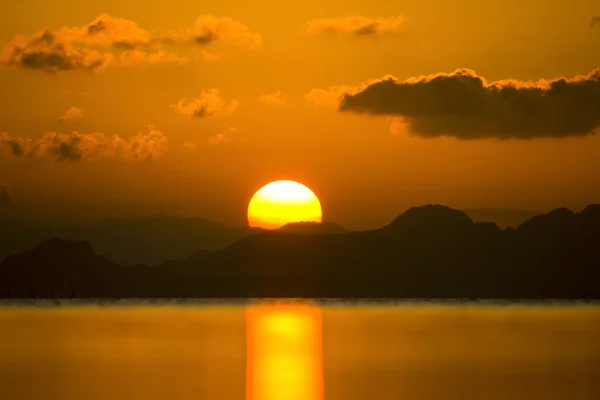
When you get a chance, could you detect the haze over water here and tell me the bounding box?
[1,301,599,400]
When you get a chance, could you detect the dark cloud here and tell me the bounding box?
[338,68,600,139]
[592,16,600,27]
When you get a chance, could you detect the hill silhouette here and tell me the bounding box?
[0,216,261,266]
[1,204,599,299]
[278,221,348,234]
[0,207,542,265]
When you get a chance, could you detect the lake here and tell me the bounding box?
[0,301,599,400]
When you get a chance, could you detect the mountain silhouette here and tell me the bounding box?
[0,216,261,266]
[1,204,599,299]
[278,221,348,234]
[0,207,541,265]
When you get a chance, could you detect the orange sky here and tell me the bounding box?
[1,0,600,229]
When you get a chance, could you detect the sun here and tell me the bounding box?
[248,180,322,229]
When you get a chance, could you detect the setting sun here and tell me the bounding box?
[247,180,322,229]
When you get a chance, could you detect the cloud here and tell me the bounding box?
[208,126,245,145]
[184,142,197,153]
[258,91,285,105]
[118,49,186,66]
[305,16,405,36]
[58,106,84,123]
[312,68,600,139]
[306,85,362,108]
[116,126,168,160]
[0,126,167,161]
[0,29,113,73]
[0,14,260,73]
[171,89,239,118]
[0,132,31,157]
[305,76,396,108]
[592,16,600,27]
[61,13,153,48]
[186,16,262,48]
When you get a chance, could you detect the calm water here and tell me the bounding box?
[0,301,599,400]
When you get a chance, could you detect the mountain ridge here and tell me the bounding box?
[1,204,599,299]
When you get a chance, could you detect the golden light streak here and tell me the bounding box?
[246,305,324,400]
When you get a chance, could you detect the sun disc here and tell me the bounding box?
[247,180,322,229]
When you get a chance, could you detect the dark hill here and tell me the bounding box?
[278,221,348,235]
[0,238,239,298]
[0,216,261,266]
[1,204,599,299]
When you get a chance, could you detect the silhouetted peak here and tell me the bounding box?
[279,221,348,234]
[546,207,574,219]
[516,207,577,237]
[0,186,13,207]
[387,205,473,233]
[34,237,96,260]
[580,204,600,220]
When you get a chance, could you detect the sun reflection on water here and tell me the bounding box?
[246,304,324,400]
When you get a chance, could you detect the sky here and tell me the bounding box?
[1,0,599,229]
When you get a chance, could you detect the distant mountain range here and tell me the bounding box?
[1,204,599,299]
[0,216,261,266]
[278,221,348,235]
[0,205,538,266]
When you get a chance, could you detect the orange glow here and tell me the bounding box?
[246,305,323,400]
[247,180,322,229]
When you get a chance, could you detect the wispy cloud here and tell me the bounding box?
[0,14,261,73]
[184,142,197,153]
[118,49,186,66]
[184,16,262,48]
[305,16,406,36]
[58,106,84,123]
[258,91,285,105]
[208,126,245,145]
[171,89,239,119]
[1,126,168,161]
[0,29,113,73]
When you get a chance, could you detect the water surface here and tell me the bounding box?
[0,301,599,400]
